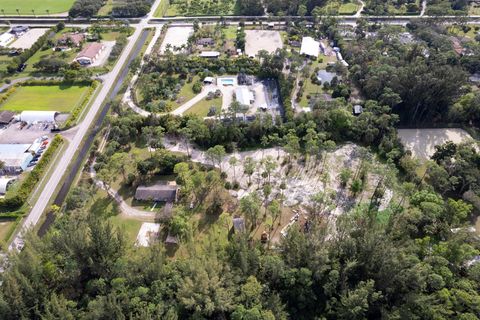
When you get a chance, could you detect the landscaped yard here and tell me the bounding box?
[0,84,90,112]
[109,215,144,244]
[185,96,222,117]
[0,0,75,15]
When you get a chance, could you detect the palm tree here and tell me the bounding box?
[16,9,19,16]
[31,9,35,17]
[46,9,50,16]
[1,10,5,17]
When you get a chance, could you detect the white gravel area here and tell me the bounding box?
[9,28,49,50]
[136,222,161,247]
[160,27,193,54]
[398,128,475,159]
[245,30,283,57]
[89,41,116,67]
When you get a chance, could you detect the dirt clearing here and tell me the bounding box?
[245,30,283,57]
[398,128,475,159]
[159,27,193,54]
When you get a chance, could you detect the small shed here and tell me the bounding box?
[134,183,178,202]
[0,111,15,124]
[353,105,363,116]
[200,51,220,58]
[165,234,179,245]
[204,76,215,84]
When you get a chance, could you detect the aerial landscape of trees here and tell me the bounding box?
[1,9,480,320]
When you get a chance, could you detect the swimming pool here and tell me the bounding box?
[220,78,234,85]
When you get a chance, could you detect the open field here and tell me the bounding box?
[398,128,476,159]
[245,30,283,57]
[160,27,193,54]
[0,85,90,112]
[185,96,222,117]
[0,0,74,15]
[109,215,144,244]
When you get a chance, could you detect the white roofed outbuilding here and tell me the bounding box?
[16,111,58,123]
[300,37,320,58]
[0,177,17,195]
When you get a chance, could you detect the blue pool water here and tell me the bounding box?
[221,78,234,85]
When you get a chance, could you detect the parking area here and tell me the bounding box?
[0,122,56,144]
[9,28,49,50]
[159,27,193,54]
[89,41,116,67]
[245,30,283,57]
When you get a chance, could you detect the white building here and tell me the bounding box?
[0,144,34,174]
[16,111,58,123]
[235,87,254,106]
[75,42,105,65]
[0,32,14,47]
[0,177,17,195]
[199,51,220,58]
[300,37,320,58]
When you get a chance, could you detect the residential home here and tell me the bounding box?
[58,33,85,47]
[134,182,179,203]
[75,42,105,65]
[196,37,215,47]
[224,41,237,56]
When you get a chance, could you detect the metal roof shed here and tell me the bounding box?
[300,37,320,58]
[18,111,58,123]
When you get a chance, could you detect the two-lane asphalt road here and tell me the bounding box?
[8,0,164,251]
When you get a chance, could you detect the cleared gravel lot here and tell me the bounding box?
[245,30,283,57]
[159,27,193,54]
[9,28,49,50]
[398,128,475,159]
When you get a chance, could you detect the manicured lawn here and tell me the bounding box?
[0,0,75,15]
[185,96,222,117]
[223,26,238,40]
[0,85,90,112]
[109,215,144,244]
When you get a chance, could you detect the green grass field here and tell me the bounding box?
[0,0,75,15]
[0,85,90,112]
[185,97,222,117]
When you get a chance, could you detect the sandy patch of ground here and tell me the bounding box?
[160,27,193,54]
[164,139,394,216]
[9,28,49,50]
[136,222,161,247]
[245,30,283,57]
[398,128,475,160]
[89,41,115,67]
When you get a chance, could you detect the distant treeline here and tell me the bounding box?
[69,0,154,18]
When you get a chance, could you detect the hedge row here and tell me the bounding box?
[0,87,17,105]
[62,81,99,129]
[0,135,64,215]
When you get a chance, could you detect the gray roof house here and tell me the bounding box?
[134,183,178,202]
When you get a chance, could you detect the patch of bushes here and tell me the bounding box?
[0,135,64,215]
[62,81,99,129]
